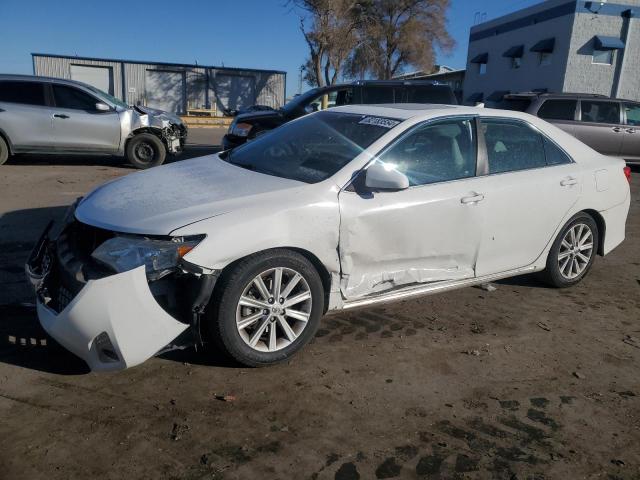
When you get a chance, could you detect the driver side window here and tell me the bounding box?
[377,119,477,187]
[52,84,100,111]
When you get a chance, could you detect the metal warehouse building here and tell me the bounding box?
[32,53,286,116]
[463,0,640,104]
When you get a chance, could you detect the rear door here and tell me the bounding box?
[535,98,578,135]
[621,102,640,160]
[473,118,580,276]
[50,83,120,152]
[575,99,623,156]
[0,80,52,149]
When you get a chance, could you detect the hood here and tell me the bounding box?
[235,109,283,123]
[132,105,184,127]
[75,155,304,235]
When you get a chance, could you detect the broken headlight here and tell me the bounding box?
[91,235,203,279]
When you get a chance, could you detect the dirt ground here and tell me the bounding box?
[0,137,638,479]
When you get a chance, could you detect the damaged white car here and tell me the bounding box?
[26,104,631,371]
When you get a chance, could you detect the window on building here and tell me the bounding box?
[538,100,577,121]
[580,101,620,124]
[592,49,614,65]
[482,119,547,174]
[539,52,552,66]
[0,81,46,106]
[53,85,101,111]
[511,57,522,69]
[378,119,476,186]
[479,63,487,75]
[624,103,640,126]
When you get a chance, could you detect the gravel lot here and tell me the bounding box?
[0,136,638,479]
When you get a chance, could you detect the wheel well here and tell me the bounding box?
[125,128,164,149]
[582,209,606,256]
[214,247,333,314]
[0,129,13,154]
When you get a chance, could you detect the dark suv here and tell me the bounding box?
[222,80,457,150]
[498,92,640,164]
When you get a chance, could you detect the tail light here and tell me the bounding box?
[623,166,631,183]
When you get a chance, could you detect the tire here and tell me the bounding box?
[206,249,325,367]
[540,212,599,288]
[0,136,9,165]
[125,133,166,169]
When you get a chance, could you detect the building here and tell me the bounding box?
[32,53,286,116]
[394,65,466,103]
[463,0,640,104]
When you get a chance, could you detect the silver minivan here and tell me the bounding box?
[500,93,640,164]
[0,74,187,168]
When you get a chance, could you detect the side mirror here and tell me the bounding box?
[95,102,111,112]
[365,160,409,191]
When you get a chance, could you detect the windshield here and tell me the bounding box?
[85,84,129,109]
[223,111,401,183]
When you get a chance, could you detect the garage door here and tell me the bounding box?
[145,70,186,113]
[212,74,256,112]
[70,65,113,94]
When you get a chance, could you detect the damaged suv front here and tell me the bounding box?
[25,204,214,371]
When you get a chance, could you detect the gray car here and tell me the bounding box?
[499,92,640,165]
[0,74,187,168]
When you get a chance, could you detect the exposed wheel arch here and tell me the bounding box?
[0,128,14,155]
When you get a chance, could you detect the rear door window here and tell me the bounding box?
[0,81,46,106]
[481,119,547,174]
[580,100,620,124]
[361,87,395,104]
[538,100,577,121]
[624,103,640,126]
[52,84,100,111]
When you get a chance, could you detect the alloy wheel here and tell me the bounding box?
[235,267,312,352]
[557,223,594,280]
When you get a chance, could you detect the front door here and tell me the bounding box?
[49,83,120,152]
[575,100,623,156]
[338,117,484,299]
[621,102,640,160]
[474,118,581,276]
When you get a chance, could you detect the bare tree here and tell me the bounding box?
[292,0,362,87]
[349,0,454,79]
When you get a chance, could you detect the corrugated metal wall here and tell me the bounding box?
[33,55,286,116]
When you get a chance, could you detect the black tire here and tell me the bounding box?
[0,136,9,165]
[206,249,324,367]
[125,133,166,169]
[540,212,599,288]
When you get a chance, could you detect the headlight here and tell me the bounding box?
[230,122,252,137]
[91,235,203,278]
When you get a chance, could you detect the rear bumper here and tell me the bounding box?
[600,192,631,255]
[31,265,188,372]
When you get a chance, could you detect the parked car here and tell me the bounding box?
[222,80,457,150]
[497,92,640,164]
[27,104,631,371]
[0,74,187,168]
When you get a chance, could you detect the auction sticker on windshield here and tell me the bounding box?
[358,116,400,129]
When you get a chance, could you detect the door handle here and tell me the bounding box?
[626,128,636,134]
[560,177,578,186]
[53,114,69,119]
[461,193,484,204]
[612,127,622,133]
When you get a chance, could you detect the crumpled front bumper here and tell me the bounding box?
[25,220,192,372]
[31,265,189,372]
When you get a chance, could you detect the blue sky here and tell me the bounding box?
[0,0,540,96]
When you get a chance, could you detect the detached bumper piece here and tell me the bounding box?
[26,219,209,372]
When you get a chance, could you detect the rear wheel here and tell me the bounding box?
[126,133,166,169]
[0,136,9,165]
[540,213,599,288]
[206,249,324,367]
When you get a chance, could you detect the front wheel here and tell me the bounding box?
[540,213,599,288]
[206,249,324,367]
[125,133,166,169]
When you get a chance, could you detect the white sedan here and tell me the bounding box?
[26,104,631,371]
